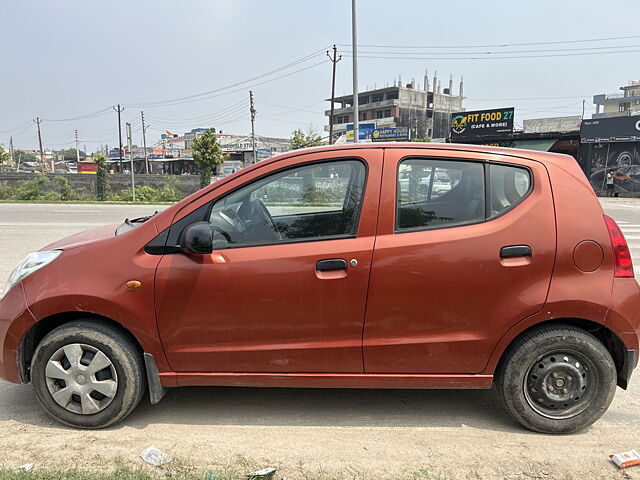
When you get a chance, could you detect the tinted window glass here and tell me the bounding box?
[210,160,366,248]
[490,164,531,217]
[397,159,484,230]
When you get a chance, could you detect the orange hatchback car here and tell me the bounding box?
[1,143,638,433]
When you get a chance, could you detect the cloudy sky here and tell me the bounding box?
[1,0,638,151]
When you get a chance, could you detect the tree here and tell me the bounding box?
[14,150,38,166]
[0,145,10,165]
[290,127,325,150]
[60,148,86,161]
[192,129,228,188]
[94,154,108,201]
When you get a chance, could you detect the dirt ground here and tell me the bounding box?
[0,382,638,479]
[0,202,639,479]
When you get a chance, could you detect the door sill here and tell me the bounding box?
[159,372,493,389]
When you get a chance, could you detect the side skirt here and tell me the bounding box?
[158,372,493,389]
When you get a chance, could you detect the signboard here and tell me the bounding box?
[108,149,123,160]
[256,148,272,161]
[372,127,410,142]
[219,136,254,152]
[346,122,376,142]
[581,115,640,143]
[450,108,514,139]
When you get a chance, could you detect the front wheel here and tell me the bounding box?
[31,320,146,429]
[496,325,617,434]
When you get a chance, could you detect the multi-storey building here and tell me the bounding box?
[325,72,465,141]
[593,80,640,118]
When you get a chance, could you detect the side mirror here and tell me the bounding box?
[179,222,213,254]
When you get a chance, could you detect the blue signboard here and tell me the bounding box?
[346,122,376,142]
[372,127,410,142]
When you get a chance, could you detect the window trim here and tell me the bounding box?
[208,157,370,250]
[394,156,533,234]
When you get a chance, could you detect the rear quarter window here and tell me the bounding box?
[489,164,532,218]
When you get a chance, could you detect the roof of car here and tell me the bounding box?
[279,141,574,169]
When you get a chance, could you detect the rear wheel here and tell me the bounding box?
[496,325,617,434]
[31,321,146,429]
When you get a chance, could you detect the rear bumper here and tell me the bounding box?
[606,278,640,389]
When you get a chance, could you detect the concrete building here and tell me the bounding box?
[593,80,640,118]
[325,72,465,141]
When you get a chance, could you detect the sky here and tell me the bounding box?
[1,0,639,151]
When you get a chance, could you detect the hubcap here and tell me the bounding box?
[44,343,118,415]
[524,351,596,419]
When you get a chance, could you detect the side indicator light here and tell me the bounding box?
[125,280,143,290]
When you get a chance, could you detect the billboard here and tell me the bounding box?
[372,127,410,142]
[581,115,640,143]
[346,122,376,142]
[450,108,514,139]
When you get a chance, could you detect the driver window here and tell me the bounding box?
[209,159,366,248]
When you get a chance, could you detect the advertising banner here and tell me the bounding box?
[372,127,410,142]
[346,122,376,142]
[581,115,640,143]
[450,108,514,139]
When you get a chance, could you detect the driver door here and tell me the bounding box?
[155,152,382,373]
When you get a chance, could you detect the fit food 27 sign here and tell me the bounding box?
[450,108,515,139]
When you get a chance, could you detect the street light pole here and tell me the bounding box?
[351,0,359,144]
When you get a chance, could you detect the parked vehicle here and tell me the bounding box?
[0,143,638,432]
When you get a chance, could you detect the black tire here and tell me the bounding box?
[31,320,146,429]
[496,324,617,434]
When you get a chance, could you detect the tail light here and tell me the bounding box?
[604,215,634,278]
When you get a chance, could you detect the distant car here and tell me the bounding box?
[0,143,638,432]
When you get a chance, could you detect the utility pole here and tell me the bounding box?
[9,136,15,170]
[250,91,257,166]
[351,0,359,143]
[326,45,342,145]
[33,117,47,171]
[582,99,586,119]
[113,104,124,171]
[126,122,136,202]
[141,111,149,174]
[75,129,80,163]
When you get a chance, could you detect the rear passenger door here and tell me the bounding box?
[363,149,556,374]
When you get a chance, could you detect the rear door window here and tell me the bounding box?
[397,159,485,230]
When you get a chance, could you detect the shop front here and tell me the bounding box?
[580,115,640,196]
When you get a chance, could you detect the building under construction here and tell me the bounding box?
[325,72,465,141]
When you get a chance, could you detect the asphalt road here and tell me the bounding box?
[0,200,639,479]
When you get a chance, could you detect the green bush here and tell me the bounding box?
[117,185,157,202]
[53,175,79,201]
[0,182,16,200]
[14,173,48,200]
[301,186,331,204]
[156,176,181,202]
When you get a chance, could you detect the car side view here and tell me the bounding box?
[0,143,638,433]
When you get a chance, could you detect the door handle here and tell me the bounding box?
[316,258,347,271]
[500,245,532,258]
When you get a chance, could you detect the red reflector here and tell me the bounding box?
[604,215,634,278]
